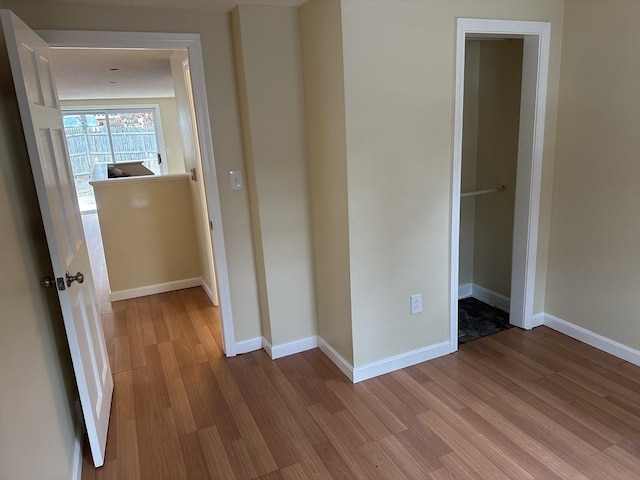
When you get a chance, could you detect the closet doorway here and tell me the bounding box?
[457,37,522,343]
[450,19,552,351]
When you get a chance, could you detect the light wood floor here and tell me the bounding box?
[81,214,640,480]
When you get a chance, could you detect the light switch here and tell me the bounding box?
[229,170,243,190]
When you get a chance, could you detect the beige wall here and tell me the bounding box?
[61,96,187,174]
[459,41,480,287]
[0,0,262,341]
[472,40,522,298]
[170,50,217,302]
[300,0,353,363]
[93,176,200,293]
[0,28,78,479]
[231,5,316,346]
[230,6,273,343]
[340,0,564,366]
[546,0,640,349]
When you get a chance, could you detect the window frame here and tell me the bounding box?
[61,104,168,175]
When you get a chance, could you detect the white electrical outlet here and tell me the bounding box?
[410,294,422,315]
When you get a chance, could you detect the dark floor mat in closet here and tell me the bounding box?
[458,297,512,344]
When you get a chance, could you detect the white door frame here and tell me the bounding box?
[450,18,551,352]
[38,29,237,356]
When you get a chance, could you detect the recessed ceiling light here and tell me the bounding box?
[109,68,121,71]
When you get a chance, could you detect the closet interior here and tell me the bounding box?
[458,38,524,344]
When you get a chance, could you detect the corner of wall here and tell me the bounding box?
[299,0,353,367]
[229,5,272,345]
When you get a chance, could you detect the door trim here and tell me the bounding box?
[450,18,551,352]
[38,29,237,356]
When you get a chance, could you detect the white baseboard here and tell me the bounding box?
[458,283,473,299]
[317,337,451,384]
[235,336,263,355]
[457,283,510,312]
[543,313,640,367]
[236,335,320,359]
[353,341,451,383]
[262,338,273,357]
[109,277,201,302]
[318,337,354,381]
[471,284,511,312]
[262,336,318,360]
[458,283,511,312]
[200,278,219,307]
[71,434,82,480]
[531,312,545,328]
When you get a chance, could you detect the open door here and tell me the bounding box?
[1,10,113,467]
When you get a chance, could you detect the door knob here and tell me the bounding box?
[66,271,85,287]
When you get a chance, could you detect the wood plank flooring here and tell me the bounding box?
[81,214,640,479]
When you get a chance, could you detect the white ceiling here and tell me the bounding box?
[51,48,176,100]
[40,0,306,13]
[45,0,309,100]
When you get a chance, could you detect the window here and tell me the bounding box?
[62,106,167,212]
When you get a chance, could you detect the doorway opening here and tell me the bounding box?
[457,37,522,344]
[38,29,237,356]
[450,19,551,351]
[62,106,168,212]
[51,46,218,306]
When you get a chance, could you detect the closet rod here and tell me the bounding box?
[461,185,505,198]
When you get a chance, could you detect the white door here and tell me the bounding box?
[1,10,113,467]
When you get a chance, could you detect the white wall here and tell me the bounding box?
[231,5,316,347]
[546,0,640,349]
[0,27,78,479]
